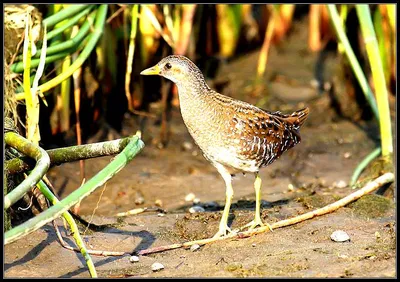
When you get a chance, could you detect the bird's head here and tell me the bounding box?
[140,55,205,86]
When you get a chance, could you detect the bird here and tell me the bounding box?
[141,55,309,238]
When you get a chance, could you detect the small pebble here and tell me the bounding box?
[338,254,348,259]
[190,244,200,252]
[375,231,381,239]
[252,243,256,247]
[189,206,205,213]
[343,152,352,159]
[155,199,163,207]
[181,141,194,151]
[135,196,145,205]
[157,213,165,217]
[330,230,350,242]
[129,255,139,263]
[151,262,164,272]
[185,193,196,202]
[333,180,347,189]
[288,184,295,191]
[193,198,201,204]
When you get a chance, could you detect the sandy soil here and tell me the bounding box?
[4,17,396,278]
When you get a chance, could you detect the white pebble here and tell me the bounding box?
[330,230,350,242]
[185,193,196,202]
[151,262,164,272]
[189,206,205,213]
[343,152,352,159]
[190,244,200,252]
[193,198,201,204]
[288,184,295,191]
[181,141,193,151]
[332,180,347,189]
[129,255,139,263]
[157,213,165,217]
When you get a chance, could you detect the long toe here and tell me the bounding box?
[241,219,272,231]
[213,225,236,238]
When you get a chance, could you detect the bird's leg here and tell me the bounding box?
[241,173,273,231]
[213,164,237,238]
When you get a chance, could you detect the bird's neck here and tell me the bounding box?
[175,76,211,98]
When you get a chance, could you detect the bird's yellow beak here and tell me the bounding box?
[140,65,160,75]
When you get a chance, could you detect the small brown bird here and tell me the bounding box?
[141,55,309,238]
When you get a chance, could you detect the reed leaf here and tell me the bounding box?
[125,4,139,112]
[356,4,393,157]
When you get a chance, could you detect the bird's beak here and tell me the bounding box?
[140,65,160,75]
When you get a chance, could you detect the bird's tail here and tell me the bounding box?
[290,107,309,129]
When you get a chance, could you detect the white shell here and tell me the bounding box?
[330,230,350,242]
[151,262,165,272]
[190,244,200,252]
[185,193,196,202]
[189,206,205,213]
[129,255,139,263]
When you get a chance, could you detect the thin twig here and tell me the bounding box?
[137,172,394,256]
[106,5,127,24]
[52,220,128,256]
[83,183,107,236]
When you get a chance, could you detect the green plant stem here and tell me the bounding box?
[43,4,92,28]
[12,11,96,72]
[350,147,382,187]
[4,132,50,209]
[16,4,107,100]
[37,180,97,278]
[326,4,380,121]
[46,6,94,40]
[15,4,108,100]
[356,5,393,157]
[4,135,144,245]
[5,136,134,175]
[373,7,389,85]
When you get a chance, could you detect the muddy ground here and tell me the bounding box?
[4,17,396,278]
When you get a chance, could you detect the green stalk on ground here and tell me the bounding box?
[4,135,144,245]
[37,180,97,278]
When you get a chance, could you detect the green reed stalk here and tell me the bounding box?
[356,4,393,157]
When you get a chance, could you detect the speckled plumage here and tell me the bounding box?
[141,55,309,237]
[146,55,309,175]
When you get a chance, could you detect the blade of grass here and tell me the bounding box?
[257,5,276,78]
[338,4,348,54]
[216,4,242,58]
[37,180,97,277]
[14,5,108,100]
[176,4,197,55]
[350,147,382,187]
[125,4,139,112]
[46,6,93,40]
[43,4,92,28]
[356,5,393,157]
[23,11,41,145]
[309,4,321,51]
[31,24,48,107]
[5,135,144,245]
[373,6,390,86]
[326,4,379,120]
[142,4,175,48]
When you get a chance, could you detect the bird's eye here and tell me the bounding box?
[165,63,172,70]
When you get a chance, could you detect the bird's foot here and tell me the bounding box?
[212,225,237,238]
[240,218,273,232]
